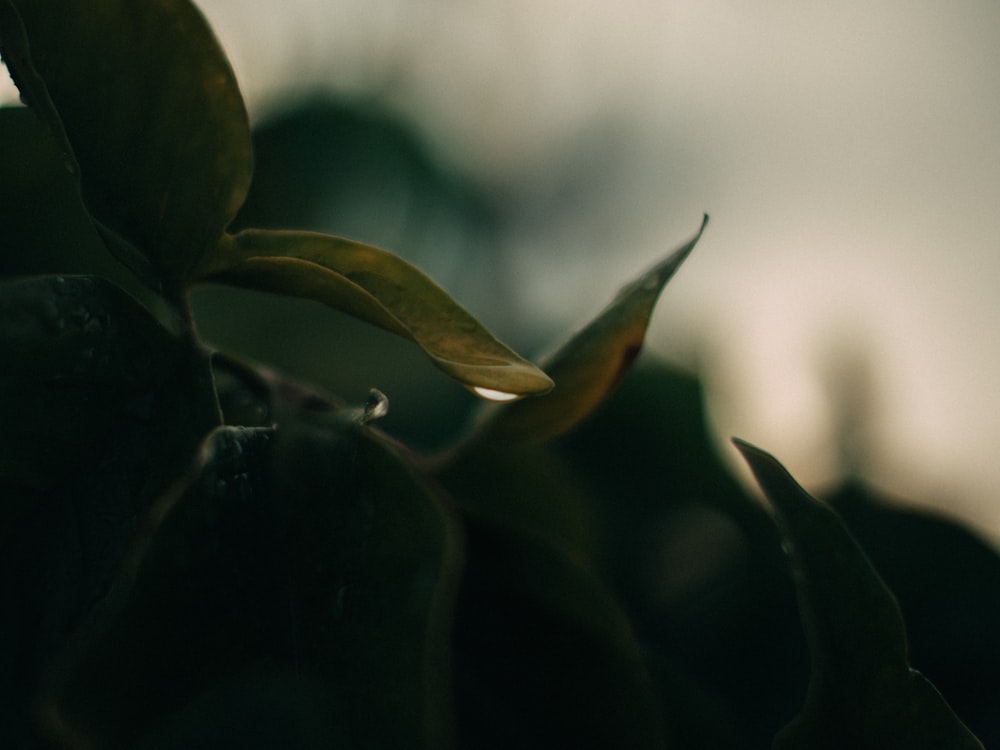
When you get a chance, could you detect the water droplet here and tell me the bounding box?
[472,387,522,403]
[361,388,389,424]
[641,273,663,292]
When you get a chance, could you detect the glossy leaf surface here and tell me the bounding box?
[199,229,553,397]
[733,439,984,750]
[1,0,252,286]
[470,215,706,444]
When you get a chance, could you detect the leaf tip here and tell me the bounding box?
[730,436,768,465]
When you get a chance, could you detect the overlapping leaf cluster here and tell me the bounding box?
[0,1,991,748]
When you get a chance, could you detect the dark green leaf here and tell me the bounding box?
[438,407,662,747]
[466,215,706,445]
[0,273,220,748]
[0,275,182,501]
[41,392,461,749]
[733,439,984,750]
[828,481,1000,737]
[0,3,78,176]
[0,107,120,280]
[440,442,599,564]
[2,0,252,287]
[454,515,665,749]
[39,426,280,749]
[198,229,554,397]
[273,419,461,750]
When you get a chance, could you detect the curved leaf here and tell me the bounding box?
[0,275,222,748]
[273,420,461,750]
[733,439,984,750]
[454,514,664,749]
[41,392,461,749]
[39,426,279,749]
[198,229,553,397]
[1,0,252,287]
[0,107,118,280]
[469,215,707,444]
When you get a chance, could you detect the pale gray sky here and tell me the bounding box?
[5,0,1000,541]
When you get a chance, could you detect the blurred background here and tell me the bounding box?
[4,0,1000,543]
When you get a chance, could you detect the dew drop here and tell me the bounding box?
[361,388,389,424]
[641,273,663,292]
[472,387,522,403]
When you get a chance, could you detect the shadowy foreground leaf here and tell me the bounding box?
[0,107,123,281]
[40,402,461,749]
[199,229,553,398]
[1,0,252,287]
[467,215,707,445]
[454,515,665,750]
[733,439,984,750]
[0,275,182,509]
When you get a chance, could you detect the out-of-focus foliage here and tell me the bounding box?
[1,0,997,748]
[735,440,984,749]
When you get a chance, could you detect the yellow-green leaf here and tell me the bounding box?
[471,215,707,444]
[197,229,553,397]
[733,439,984,750]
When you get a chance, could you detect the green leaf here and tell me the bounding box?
[42,399,461,749]
[438,411,661,746]
[39,426,280,749]
[0,107,116,280]
[732,439,984,750]
[0,3,78,174]
[197,229,554,397]
[273,420,461,750]
[1,0,252,288]
[467,215,707,445]
[0,275,222,748]
[440,442,599,564]
[0,105,179,304]
[454,515,665,749]
[0,275,182,501]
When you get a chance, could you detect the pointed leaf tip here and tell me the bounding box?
[467,216,708,444]
[732,437,985,750]
[198,229,553,397]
